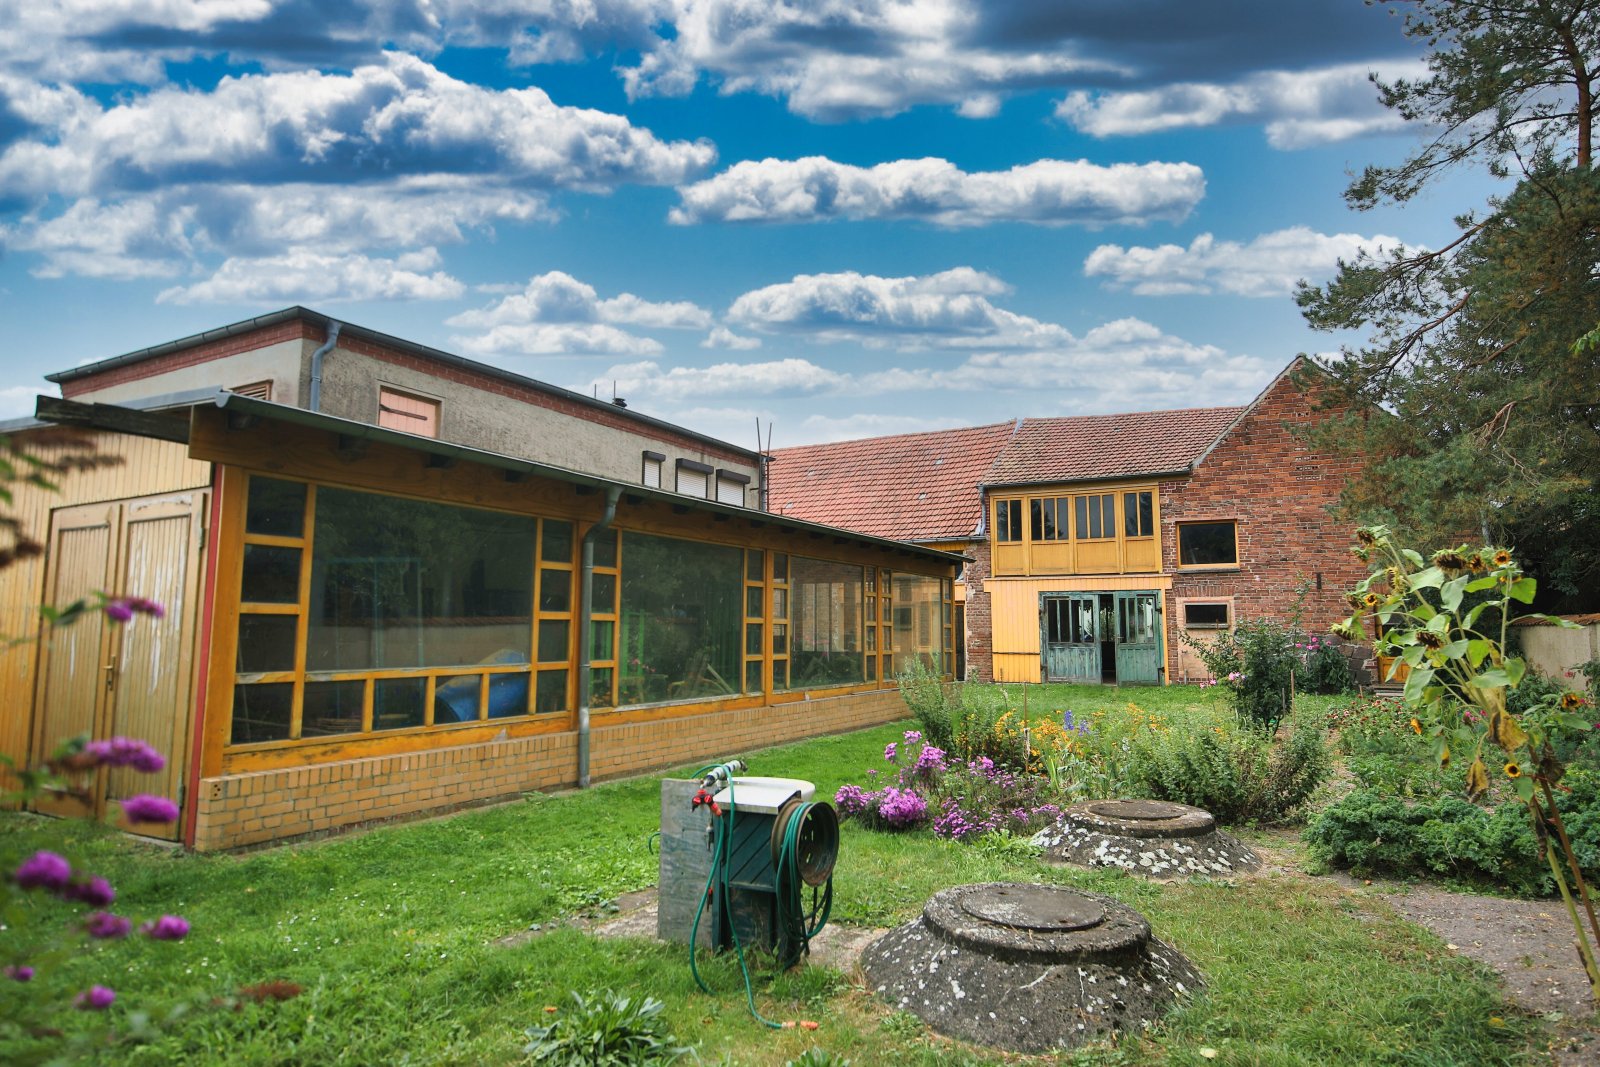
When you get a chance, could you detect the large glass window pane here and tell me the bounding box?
[593,572,617,612]
[619,532,741,702]
[541,520,573,564]
[487,673,529,719]
[589,667,614,708]
[305,488,534,672]
[237,614,297,673]
[592,529,618,569]
[537,619,569,663]
[745,586,763,618]
[433,673,482,723]
[746,550,763,581]
[590,619,614,660]
[373,677,427,731]
[540,569,571,613]
[1074,496,1089,539]
[231,683,293,744]
[301,680,364,738]
[892,574,945,672]
[241,544,301,604]
[744,660,762,694]
[784,558,864,690]
[246,478,306,538]
[535,670,568,714]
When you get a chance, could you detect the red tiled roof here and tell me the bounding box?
[768,421,1019,542]
[984,407,1243,487]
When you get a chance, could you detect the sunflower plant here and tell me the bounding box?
[1334,525,1599,997]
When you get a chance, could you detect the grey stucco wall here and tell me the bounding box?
[72,341,309,406]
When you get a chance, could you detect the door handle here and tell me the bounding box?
[103,660,116,692]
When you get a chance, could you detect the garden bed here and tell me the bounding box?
[0,685,1552,1065]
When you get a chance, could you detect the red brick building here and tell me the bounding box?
[770,360,1366,685]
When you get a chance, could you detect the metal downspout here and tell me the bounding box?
[307,320,342,412]
[577,487,622,788]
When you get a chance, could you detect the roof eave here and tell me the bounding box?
[980,467,1194,491]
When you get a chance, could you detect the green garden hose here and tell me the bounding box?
[687,769,834,1030]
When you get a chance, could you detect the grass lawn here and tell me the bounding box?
[2,684,1532,1065]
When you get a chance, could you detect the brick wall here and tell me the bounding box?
[1161,369,1368,664]
[191,688,908,850]
[964,535,995,683]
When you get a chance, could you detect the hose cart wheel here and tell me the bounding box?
[774,797,839,887]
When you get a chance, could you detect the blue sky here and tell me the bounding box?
[0,1,1499,448]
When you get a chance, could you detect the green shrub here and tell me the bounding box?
[1346,753,1453,797]
[523,991,692,1066]
[786,1051,851,1067]
[1124,714,1331,825]
[1305,770,1600,896]
[895,657,959,750]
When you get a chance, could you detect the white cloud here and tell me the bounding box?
[156,247,464,304]
[1057,61,1424,148]
[670,156,1204,227]
[448,270,713,355]
[726,267,1068,350]
[1084,226,1406,297]
[782,412,968,445]
[2,181,551,280]
[0,52,714,200]
[702,326,761,350]
[594,357,847,401]
[0,384,47,420]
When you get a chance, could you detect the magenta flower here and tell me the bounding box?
[13,851,72,892]
[85,912,132,939]
[903,730,922,744]
[141,915,190,941]
[883,742,897,762]
[63,875,116,907]
[74,985,116,1010]
[103,596,164,622]
[83,737,165,773]
[4,965,33,982]
[119,794,180,824]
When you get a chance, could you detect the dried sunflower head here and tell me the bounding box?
[1431,549,1470,575]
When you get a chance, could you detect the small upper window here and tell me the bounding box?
[378,387,440,438]
[1030,497,1069,542]
[1177,521,1238,568]
[715,469,750,507]
[994,499,1022,543]
[676,459,711,498]
[1183,602,1230,628]
[641,451,665,489]
[231,380,273,401]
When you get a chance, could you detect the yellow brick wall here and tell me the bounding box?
[191,688,907,850]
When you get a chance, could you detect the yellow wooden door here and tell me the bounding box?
[30,491,206,837]
[31,503,119,819]
[103,491,206,839]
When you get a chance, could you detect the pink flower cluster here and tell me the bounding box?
[80,736,166,773]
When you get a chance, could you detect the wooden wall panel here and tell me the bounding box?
[0,430,209,770]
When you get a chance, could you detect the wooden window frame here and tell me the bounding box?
[1181,600,1232,629]
[1175,520,1240,570]
[994,497,1023,544]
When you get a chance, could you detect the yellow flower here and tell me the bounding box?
[1559,691,1589,711]
[1440,745,1450,767]
[1504,761,1522,780]
[1466,554,1487,575]
[1493,549,1513,567]
[1409,718,1422,735]
[1362,592,1382,608]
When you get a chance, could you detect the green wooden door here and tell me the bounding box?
[1113,591,1163,685]
[1042,594,1099,683]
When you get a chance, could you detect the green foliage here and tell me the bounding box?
[786,1049,851,1067]
[1125,714,1331,826]
[894,657,959,751]
[1185,617,1350,727]
[522,991,691,1066]
[1582,657,1600,705]
[1306,770,1600,897]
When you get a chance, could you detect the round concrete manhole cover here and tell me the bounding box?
[959,884,1106,933]
[1089,799,1189,822]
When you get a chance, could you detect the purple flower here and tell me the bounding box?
[876,787,927,828]
[119,794,180,824]
[13,851,71,892]
[63,876,116,907]
[4,965,34,982]
[103,596,164,623]
[85,912,132,939]
[883,742,897,762]
[74,985,116,1011]
[141,915,190,941]
[903,730,922,744]
[83,737,166,773]
[103,599,134,622]
[914,745,947,771]
[833,784,870,818]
